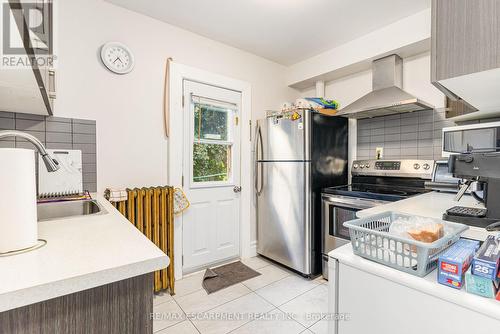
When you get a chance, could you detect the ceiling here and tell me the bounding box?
[105,0,431,66]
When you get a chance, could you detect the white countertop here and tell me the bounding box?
[0,194,169,313]
[357,191,490,241]
[329,244,500,321]
[329,191,500,321]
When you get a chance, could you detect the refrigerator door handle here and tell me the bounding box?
[254,124,264,195]
[254,123,259,193]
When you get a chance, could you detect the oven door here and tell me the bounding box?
[321,194,388,279]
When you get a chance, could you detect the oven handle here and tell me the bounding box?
[322,197,382,242]
[321,195,388,210]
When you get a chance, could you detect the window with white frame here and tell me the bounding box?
[191,96,236,184]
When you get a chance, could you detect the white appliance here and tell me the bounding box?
[0,149,38,253]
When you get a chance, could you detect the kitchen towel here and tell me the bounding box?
[105,188,128,202]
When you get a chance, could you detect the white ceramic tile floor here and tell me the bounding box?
[240,256,272,270]
[231,309,306,334]
[191,292,274,334]
[153,256,328,334]
[241,264,290,291]
[153,299,186,332]
[155,320,199,334]
[174,271,205,297]
[254,275,321,307]
[278,284,328,327]
[175,283,251,314]
[154,291,173,306]
[308,317,328,334]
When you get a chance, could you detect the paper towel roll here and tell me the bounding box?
[0,148,38,253]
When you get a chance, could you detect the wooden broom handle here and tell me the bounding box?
[164,58,173,138]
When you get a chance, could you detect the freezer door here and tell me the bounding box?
[257,161,311,274]
[258,111,310,161]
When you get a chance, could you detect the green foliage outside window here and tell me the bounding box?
[193,144,229,182]
[193,104,232,182]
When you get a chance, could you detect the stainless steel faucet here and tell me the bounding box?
[0,130,60,172]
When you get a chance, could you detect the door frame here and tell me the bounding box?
[168,62,253,280]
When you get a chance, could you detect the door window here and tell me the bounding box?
[191,97,236,185]
[331,206,357,240]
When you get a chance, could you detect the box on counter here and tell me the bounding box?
[472,235,500,280]
[465,267,499,298]
[438,239,481,289]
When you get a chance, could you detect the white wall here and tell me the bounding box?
[288,9,432,88]
[55,0,297,195]
[402,53,445,110]
[300,53,444,110]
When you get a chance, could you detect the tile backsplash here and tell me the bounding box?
[357,109,455,161]
[0,111,97,192]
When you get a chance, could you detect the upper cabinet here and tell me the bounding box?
[0,0,55,116]
[431,0,500,118]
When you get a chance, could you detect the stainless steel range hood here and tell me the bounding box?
[337,54,434,119]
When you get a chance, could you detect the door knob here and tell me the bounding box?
[233,186,242,193]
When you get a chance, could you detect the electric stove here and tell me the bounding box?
[320,159,435,279]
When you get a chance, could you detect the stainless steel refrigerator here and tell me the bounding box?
[255,110,348,276]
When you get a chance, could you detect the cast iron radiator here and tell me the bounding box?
[109,187,175,294]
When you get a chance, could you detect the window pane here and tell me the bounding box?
[193,143,231,182]
[194,103,231,141]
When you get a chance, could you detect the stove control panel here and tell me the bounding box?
[375,161,401,170]
[352,159,434,179]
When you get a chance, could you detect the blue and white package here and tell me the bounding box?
[438,239,480,289]
[472,235,500,280]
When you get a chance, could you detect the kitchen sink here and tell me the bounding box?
[37,200,108,221]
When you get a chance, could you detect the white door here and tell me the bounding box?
[182,80,241,272]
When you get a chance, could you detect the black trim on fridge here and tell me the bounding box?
[310,114,348,276]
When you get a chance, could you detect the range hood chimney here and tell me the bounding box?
[337,54,434,119]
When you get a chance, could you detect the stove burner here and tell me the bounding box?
[322,182,430,202]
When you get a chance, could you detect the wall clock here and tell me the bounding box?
[100,42,135,74]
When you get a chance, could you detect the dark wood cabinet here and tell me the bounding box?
[0,274,153,334]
